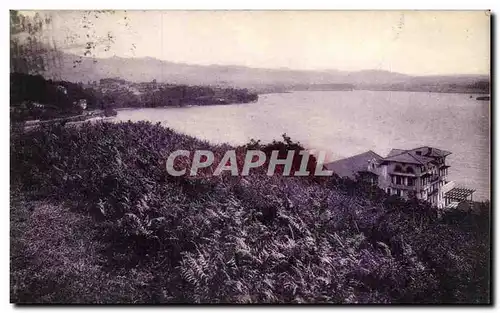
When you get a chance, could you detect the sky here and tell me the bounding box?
[22,10,491,75]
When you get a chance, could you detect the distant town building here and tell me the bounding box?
[325,146,474,209]
[72,99,87,110]
[77,99,87,110]
[56,85,67,95]
[32,102,46,109]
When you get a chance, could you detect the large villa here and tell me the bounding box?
[325,146,475,209]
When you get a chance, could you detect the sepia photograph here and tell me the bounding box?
[9,9,491,304]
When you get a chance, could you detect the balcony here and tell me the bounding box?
[442,181,456,194]
[389,171,417,177]
[429,175,439,182]
[428,188,439,196]
[390,182,417,190]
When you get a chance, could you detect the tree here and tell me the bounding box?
[10,10,52,74]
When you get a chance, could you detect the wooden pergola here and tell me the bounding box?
[444,187,476,202]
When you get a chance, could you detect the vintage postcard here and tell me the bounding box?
[10,10,491,304]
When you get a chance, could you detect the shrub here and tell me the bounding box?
[10,122,490,303]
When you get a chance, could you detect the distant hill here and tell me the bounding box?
[40,52,489,94]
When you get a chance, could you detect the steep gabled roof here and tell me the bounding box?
[386,149,406,157]
[383,146,452,165]
[420,146,452,158]
[324,150,383,179]
[383,150,433,165]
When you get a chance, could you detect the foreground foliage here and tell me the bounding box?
[10,122,490,303]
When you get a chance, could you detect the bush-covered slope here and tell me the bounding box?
[10,122,490,303]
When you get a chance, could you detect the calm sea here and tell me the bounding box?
[113,90,490,201]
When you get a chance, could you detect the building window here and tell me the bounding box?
[406,166,414,174]
[408,178,414,186]
[396,189,401,196]
[396,176,402,185]
[394,165,402,172]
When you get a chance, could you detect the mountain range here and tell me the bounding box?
[42,52,490,94]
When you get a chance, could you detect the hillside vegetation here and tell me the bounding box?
[10,73,258,122]
[10,122,490,303]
